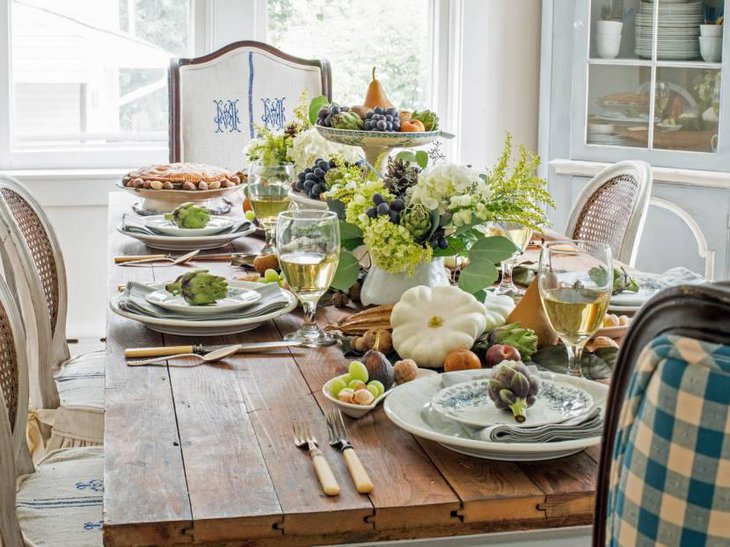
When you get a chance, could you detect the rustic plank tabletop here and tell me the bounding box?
[103,192,599,546]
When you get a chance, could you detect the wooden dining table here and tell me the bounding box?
[104,192,601,546]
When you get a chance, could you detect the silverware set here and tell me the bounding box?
[293,409,373,497]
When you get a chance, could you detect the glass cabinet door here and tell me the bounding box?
[581,0,724,155]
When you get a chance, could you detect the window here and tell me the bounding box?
[4,0,193,167]
[266,0,433,111]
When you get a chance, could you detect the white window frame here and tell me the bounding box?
[0,0,470,170]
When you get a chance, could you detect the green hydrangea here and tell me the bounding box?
[339,179,391,227]
[363,217,432,274]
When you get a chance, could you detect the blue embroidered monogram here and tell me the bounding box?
[213,99,242,133]
[84,521,103,531]
[261,97,286,130]
[75,479,104,492]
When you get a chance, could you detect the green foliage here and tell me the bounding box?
[309,95,329,124]
[532,344,618,380]
[395,150,429,169]
[487,133,556,231]
[246,125,291,165]
[331,249,360,291]
[457,236,517,296]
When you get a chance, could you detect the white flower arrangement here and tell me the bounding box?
[287,127,361,174]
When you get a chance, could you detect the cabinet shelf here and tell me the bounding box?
[588,58,722,70]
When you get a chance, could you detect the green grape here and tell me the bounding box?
[340,373,353,385]
[366,384,379,398]
[264,269,280,283]
[348,379,366,390]
[367,380,385,397]
[244,210,256,221]
[348,361,369,383]
[329,378,347,398]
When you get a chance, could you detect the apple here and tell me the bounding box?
[485,344,521,367]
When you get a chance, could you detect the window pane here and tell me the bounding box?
[10,0,192,148]
[266,0,432,109]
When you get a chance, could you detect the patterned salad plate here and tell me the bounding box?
[431,379,593,429]
[384,370,609,461]
[144,286,262,316]
[116,222,256,251]
[144,215,235,237]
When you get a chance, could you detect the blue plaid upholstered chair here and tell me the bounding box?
[594,283,730,546]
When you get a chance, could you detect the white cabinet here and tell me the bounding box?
[540,0,730,279]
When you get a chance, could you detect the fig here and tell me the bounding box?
[362,348,395,390]
[485,344,521,367]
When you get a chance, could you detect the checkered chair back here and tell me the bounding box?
[594,283,730,546]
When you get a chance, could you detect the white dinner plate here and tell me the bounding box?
[144,215,234,237]
[144,286,262,316]
[384,370,608,461]
[117,222,256,251]
[431,378,593,429]
[110,281,298,336]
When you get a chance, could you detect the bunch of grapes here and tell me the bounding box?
[317,104,350,127]
[294,158,334,200]
[429,226,449,250]
[364,193,405,224]
[363,107,401,132]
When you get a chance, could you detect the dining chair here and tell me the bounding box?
[565,161,653,267]
[594,282,730,546]
[0,273,103,547]
[0,174,104,453]
[169,40,332,170]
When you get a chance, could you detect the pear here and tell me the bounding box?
[363,67,393,109]
[506,279,559,347]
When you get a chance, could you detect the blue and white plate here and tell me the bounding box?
[144,215,233,237]
[145,286,262,316]
[430,378,593,429]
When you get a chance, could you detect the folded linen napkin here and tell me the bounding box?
[121,214,252,236]
[611,266,706,307]
[440,370,603,443]
[118,281,289,321]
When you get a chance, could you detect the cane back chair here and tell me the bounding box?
[565,161,652,267]
[0,174,104,452]
[594,282,730,545]
[169,40,332,171]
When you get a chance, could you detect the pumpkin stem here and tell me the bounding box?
[372,66,376,80]
[427,315,444,328]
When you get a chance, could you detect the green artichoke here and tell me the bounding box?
[488,323,538,360]
[410,110,439,131]
[165,270,228,306]
[487,361,540,422]
[164,202,210,229]
[401,204,432,241]
[331,111,364,130]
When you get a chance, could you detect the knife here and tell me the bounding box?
[114,252,254,264]
[124,340,302,359]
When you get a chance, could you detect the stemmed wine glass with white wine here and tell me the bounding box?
[492,222,534,297]
[276,210,340,347]
[538,240,612,377]
[247,162,293,255]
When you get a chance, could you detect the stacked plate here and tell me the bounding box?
[635,1,703,60]
[384,369,608,461]
[111,280,298,336]
[118,214,256,251]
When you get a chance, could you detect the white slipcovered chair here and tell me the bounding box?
[0,174,104,454]
[0,274,103,547]
[169,40,332,170]
[565,160,653,267]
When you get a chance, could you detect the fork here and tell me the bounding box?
[325,409,374,494]
[292,421,340,496]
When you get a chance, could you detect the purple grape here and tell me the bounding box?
[389,211,399,223]
[376,120,386,131]
[314,168,325,179]
[390,199,405,211]
[372,193,385,205]
[437,237,448,249]
[376,203,390,215]
[366,207,377,218]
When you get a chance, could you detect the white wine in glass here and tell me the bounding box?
[276,210,340,347]
[492,222,534,297]
[248,162,293,254]
[538,240,612,377]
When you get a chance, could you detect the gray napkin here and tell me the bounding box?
[440,369,603,443]
[120,214,252,236]
[118,281,289,321]
[611,266,706,307]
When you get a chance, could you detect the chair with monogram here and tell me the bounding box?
[565,161,653,267]
[0,174,105,454]
[594,282,730,545]
[169,40,332,171]
[0,273,103,547]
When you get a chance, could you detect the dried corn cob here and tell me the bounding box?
[325,304,393,335]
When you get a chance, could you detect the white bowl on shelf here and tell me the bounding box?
[596,34,622,59]
[700,24,723,37]
[596,20,623,35]
[700,36,723,62]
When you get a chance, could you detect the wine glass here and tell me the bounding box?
[247,162,293,255]
[492,222,534,297]
[537,240,612,378]
[276,210,340,347]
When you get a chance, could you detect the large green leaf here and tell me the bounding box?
[331,250,360,291]
[339,221,363,240]
[531,344,617,380]
[431,238,467,257]
[467,236,518,264]
[325,198,346,219]
[308,96,329,124]
[415,150,429,169]
[458,261,498,294]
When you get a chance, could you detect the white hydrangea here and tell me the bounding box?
[410,164,490,223]
[287,128,361,173]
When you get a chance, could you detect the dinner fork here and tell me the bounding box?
[325,409,374,494]
[292,421,340,496]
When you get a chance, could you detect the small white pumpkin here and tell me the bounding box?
[391,285,487,368]
[483,293,516,331]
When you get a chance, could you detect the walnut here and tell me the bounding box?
[150,180,163,190]
[182,181,196,191]
[208,180,221,190]
[394,359,419,384]
[198,181,208,190]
